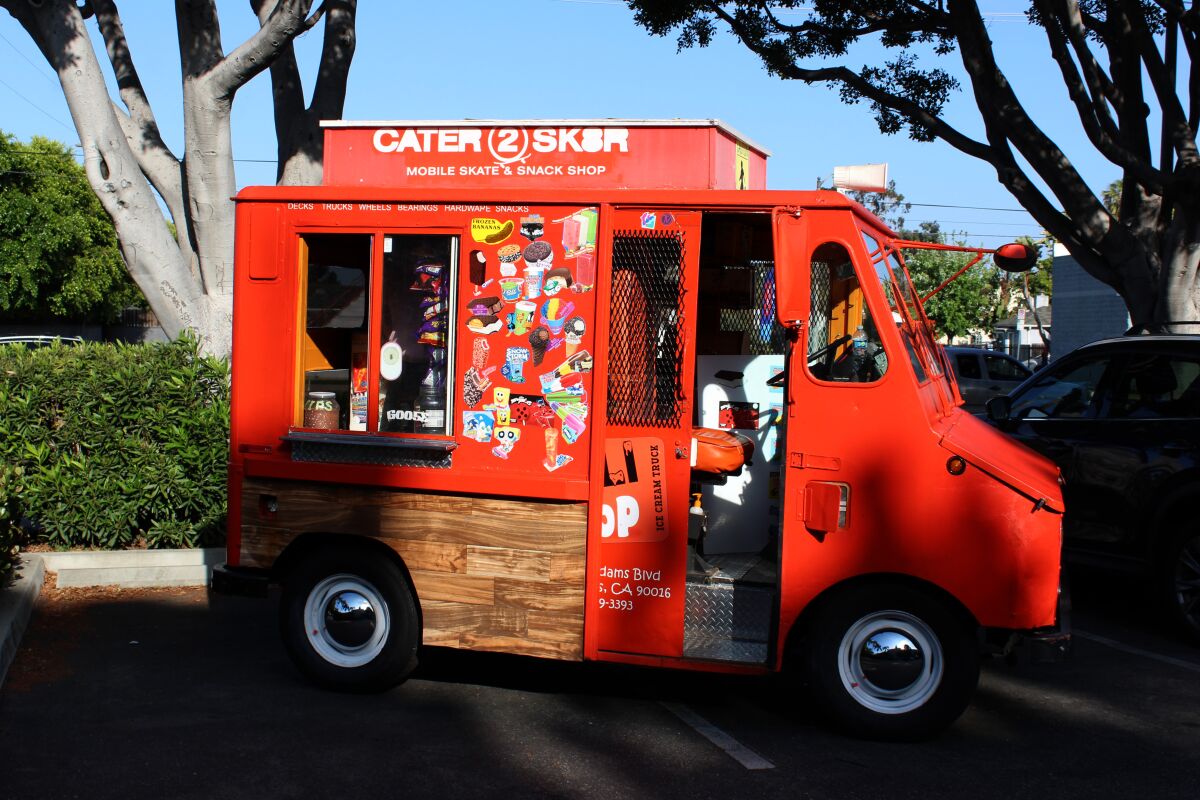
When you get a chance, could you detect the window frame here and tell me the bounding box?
[292,225,463,440]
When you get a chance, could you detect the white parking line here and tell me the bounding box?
[1074,630,1200,674]
[660,702,775,770]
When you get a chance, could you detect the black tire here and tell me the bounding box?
[801,583,980,741]
[1162,530,1200,642]
[280,546,420,692]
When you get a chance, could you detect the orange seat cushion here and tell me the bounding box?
[691,427,754,475]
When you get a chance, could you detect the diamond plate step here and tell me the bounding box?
[683,581,773,664]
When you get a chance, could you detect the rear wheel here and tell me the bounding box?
[280,547,420,692]
[802,584,979,741]
[1163,530,1200,641]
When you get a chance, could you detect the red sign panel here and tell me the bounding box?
[595,436,685,656]
[322,120,768,191]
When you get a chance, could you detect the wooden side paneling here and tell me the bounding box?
[239,478,587,661]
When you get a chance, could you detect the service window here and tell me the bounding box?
[296,231,457,436]
[378,234,456,435]
[298,233,371,430]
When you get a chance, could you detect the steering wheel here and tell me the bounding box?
[807,334,853,367]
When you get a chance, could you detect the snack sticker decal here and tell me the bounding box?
[471,218,513,244]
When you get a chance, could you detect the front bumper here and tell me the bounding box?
[984,572,1071,662]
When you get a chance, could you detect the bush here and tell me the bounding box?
[0,464,23,581]
[0,334,228,551]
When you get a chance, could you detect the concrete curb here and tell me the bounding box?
[38,547,225,589]
[0,554,45,691]
[0,548,225,690]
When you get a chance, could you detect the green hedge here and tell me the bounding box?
[0,464,21,581]
[0,335,228,559]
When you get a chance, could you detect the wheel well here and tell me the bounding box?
[1150,481,1200,563]
[272,533,423,632]
[781,573,979,667]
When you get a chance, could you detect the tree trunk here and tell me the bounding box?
[1,0,349,356]
[4,0,215,344]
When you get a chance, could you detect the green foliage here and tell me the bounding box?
[0,131,144,322]
[0,464,24,581]
[0,335,228,551]
[902,242,999,341]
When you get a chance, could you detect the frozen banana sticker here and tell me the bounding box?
[471,218,514,245]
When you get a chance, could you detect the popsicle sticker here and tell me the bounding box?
[539,350,594,393]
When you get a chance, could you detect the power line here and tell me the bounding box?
[0,75,75,135]
[0,29,58,85]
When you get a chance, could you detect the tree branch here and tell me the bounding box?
[1120,0,1199,169]
[309,0,355,119]
[206,0,317,99]
[90,1,190,212]
[708,3,992,161]
[759,1,949,40]
[1035,0,1164,190]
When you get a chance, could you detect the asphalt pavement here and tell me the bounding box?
[0,574,1197,800]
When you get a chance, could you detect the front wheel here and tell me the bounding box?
[280,547,420,692]
[802,584,979,741]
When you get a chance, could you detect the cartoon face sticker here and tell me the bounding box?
[491,425,521,459]
[494,426,520,448]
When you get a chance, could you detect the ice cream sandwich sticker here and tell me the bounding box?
[520,214,544,241]
[471,218,513,245]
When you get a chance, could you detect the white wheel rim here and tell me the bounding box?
[837,610,944,715]
[303,574,390,668]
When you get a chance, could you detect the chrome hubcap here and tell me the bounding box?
[838,610,943,714]
[304,574,390,668]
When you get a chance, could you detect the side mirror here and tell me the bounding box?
[993,243,1038,272]
[985,395,1012,422]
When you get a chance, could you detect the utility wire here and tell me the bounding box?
[0,29,57,85]
[0,76,75,135]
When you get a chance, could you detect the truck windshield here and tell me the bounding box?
[860,228,944,384]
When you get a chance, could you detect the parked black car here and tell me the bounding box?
[945,346,1033,412]
[986,335,1200,641]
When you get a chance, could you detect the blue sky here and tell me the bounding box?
[0,1,1133,247]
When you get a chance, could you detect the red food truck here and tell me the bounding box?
[217,120,1067,739]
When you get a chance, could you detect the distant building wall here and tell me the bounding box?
[1051,243,1129,360]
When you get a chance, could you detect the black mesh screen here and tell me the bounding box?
[607,231,687,427]
[715,260,786,355]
